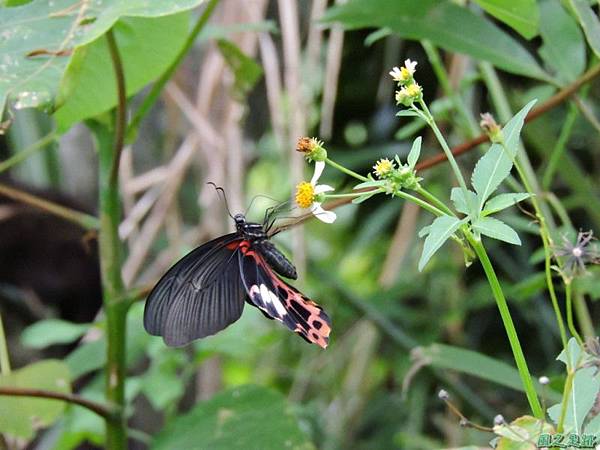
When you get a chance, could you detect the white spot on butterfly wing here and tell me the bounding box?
[259,284,287,317]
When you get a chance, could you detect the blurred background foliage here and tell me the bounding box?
[1,0,600,448]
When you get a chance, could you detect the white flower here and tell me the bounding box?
[389,59,418,84]
[294,161,337,223]
[404,58,417,75]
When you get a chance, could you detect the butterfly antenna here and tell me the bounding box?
[207,182,234,219]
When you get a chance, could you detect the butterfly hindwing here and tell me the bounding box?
[143,233,247,347]
[239,243,331,348]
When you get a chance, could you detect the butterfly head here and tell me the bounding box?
[234,213,246,230]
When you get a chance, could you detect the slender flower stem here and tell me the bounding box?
[557,369,575,433]
[106,30,127,186]
[573,285,594,339]
[565,283,583,345]
[392,190,445,217]
[325,157,367,181]
[0,313,10,375]
[467,233,543,418]
[0,182,100,230]
[415,186,455,217]
[126,0,220,141]
[418,100,470,198]
[0,131,57,174]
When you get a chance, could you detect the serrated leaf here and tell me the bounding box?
[418,215,465,271]
[482,192,532,216]
[539,0,586,84]
[352,191,377,204]
[548,367,600,433]
[0,0,206,118]
[21,319,90,348]
[0,360,71,439]
[152,385,314,450]
[472,0,539,39]
[323,0,549,80]
[569,0,600,58]
[407,136,421,168]
[472,216,521,245]
[471,100,536,209]
[450,187,478,216]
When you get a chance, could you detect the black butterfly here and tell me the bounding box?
[143,208,331,348]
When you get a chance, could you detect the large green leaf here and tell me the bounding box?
[472,0,539,39]
[0,360,71,439]
[472,216,521,245]
[471,100,536,209]
[54,13,191,132]
[418,344,560,401]
[322,0,549,80]
[569,0,600,58]
[152,385,315,450]
[21,318,90,348]
[0,0,205,117]
[539,0,586,84]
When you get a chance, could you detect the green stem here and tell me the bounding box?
[572,283,594,340]
[0,131,57,174]
[392,189,446,217]
[0,313,11,375]
[325,192,373,199]
[467,234,543,418]
[542,102,578,190]
[415,186,455,217]
[418,100,470,198]
[557,369,575,433]
[565,283,583,345]
[325,157,368,181]
[126,0,221,141]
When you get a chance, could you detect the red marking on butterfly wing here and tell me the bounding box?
[240,248,331,348]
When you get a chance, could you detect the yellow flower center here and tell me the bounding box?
[373,158,394,178]
[295,181,315,208]
[400,67,411,81]
[406,83,421,97]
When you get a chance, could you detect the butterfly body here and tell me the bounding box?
[144,212,330,348]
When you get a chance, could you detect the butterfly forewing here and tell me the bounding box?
[143,233,247,347]
[238,243,331,348]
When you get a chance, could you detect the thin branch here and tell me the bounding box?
[0,183,99,230]
[106,29,127,186]
[0,386,116,420]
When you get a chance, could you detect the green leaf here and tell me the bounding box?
[548,367,600,433]
[450,187,477,216]
[353,180,385,189]
[0,360,71,439]
[539,0,586,84]
[0,0,205,118]
[471,100,536,209]
[418,215,465,271]
[216,39,263,99]
[472,0,539,39]
[557,337,583,370]
[152,385,315,450]
[407,136,421,168]
[21,319,90,348]
[472,216,521,245]
[482,192,532,216]
[494,416,554,449]
[54,13,191,132]
[569,0,600,58]
[352,191,378,204]
[417,344,560,401]
[322,0,549,80]
[396,110,421,118]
